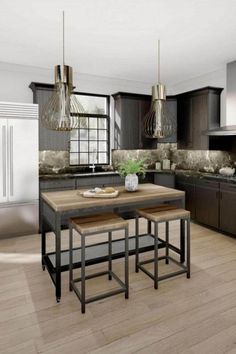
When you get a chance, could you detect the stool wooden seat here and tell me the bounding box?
[69,213,129,313]
[137,208,190,223]
[70,213,129,235]
[135,206,190,289]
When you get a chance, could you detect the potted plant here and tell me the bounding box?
[118,159,146,191]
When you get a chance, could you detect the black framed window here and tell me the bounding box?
[69,93,110,166]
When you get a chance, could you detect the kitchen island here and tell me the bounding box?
[41,183,185,302]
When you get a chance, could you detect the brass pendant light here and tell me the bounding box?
[143,40,176,139]
[41,11,84,131]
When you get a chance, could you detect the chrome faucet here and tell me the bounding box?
[89,163,96,173]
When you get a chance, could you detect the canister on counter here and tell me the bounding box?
[162,159,171,170]
[155,162,161,170]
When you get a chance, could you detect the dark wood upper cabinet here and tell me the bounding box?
[112,92,177,149]
[177,87,223,150]
[30,82,70,151]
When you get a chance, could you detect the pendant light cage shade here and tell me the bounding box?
[143,40,176,139]
[143,84,176,139]
[41,12,85,131]
[41,65,85,131]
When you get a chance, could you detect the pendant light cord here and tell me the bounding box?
[158,39,160,83]
[62,11,65,66]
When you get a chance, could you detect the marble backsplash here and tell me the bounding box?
[40,145,236,174]
[112,144,236,173]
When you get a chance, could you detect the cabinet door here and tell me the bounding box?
[0,119,8,203]
[154,173,175,188]
[195,181,219,228]
[219,183,236,235]
[122,98,140,149]
[176,180,195,219]
[191,94,209,150]
[9,119,38,203]
[139,99,157,149]
[35,88,70,150]
[177,96,193,149]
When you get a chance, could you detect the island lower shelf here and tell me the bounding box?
[43,233,181,283]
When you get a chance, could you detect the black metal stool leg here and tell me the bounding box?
[187,218,191,279]
[147,220,151,235]
[125,226,129,299]
[180,219,185,263]
[154,222,158,290]
[69,224,73,291]
[108,231,112,280]
[135,215,139,273]
[165,221,169,264]
[81,234,86,314]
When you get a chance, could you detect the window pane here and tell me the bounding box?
[89,118,97,129]
[89,152,98,164]
[99,130,107,140]
[71,129,78,139]
[80,153,88,164]
[70,154,79,165]
[75,95,107,114]
[89,130,97,140]
[99,118,107,129]
[80,141,88,152]
[79,117,88,129]
[89,141,97,152]
[98,153,107,164]
[80,129,88,140]
[98,141,107,151]
[70,141,78,152]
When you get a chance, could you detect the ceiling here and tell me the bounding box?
[1,0,236,86]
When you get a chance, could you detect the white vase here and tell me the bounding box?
[125,174,138,192]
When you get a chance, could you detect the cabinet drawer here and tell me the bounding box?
[40,179,76,190]
[220,182,236,192]
[196,178,219,189]
[76,176,114,189]
[154,174,175,188]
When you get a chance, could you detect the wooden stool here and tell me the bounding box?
[69,213,129,313]
[135,206,190,289]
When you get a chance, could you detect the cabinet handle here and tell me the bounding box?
[2,125,7,197]
[9,126,13,196]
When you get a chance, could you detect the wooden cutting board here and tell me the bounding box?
[81,190,119,198]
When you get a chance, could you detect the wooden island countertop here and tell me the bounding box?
[41,183,185,212]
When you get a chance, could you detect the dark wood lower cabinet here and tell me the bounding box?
[176,178,196,219]
[176,176,236,235]
[154,173,175,188]
[195,180,219,229]
[219,183,236,235]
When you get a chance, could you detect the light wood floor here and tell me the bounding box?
[1,219,236,354]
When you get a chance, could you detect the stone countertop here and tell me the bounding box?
[39,168,236,184]
[39,169,175,180]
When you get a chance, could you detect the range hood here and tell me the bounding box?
[206,61,236,136]
[206,125,236,136]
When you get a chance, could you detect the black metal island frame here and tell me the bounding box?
[41,183,186,302]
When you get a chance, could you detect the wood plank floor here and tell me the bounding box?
[1,219,236,353]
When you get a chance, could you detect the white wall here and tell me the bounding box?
[169,67,227,126]
[0,61,151,102]
[0,61,230,129]
[0,61,153,150]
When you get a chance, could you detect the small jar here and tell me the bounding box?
[162,159,171,170]
[155,162,161,170]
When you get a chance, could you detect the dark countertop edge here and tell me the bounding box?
[39,169,175,180]
[39,169,236,184]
